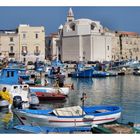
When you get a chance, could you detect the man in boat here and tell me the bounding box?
[56,73,65,87]
[56,67,61,74]
[0,87,13,110]
[50,67,56,75]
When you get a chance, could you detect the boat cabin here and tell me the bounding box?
[0,68,23,85]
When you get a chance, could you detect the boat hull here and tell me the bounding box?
[35,92,66,101]
[71,69,93,78]
[29,86,69,95]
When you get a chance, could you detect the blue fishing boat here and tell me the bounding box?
[34,61,45,72]
[92,71,109,78]
[70,62,93,78]
[0,68,34,85]
[47,59,65,79]
[71,68,93,78]
[14,105,121,127]
[0,68,20,85]
[51,59,64,68]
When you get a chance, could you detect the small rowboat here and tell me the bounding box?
[35,92,66,101]
[14,105,121,127]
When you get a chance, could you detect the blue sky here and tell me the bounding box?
[0,7,140,35]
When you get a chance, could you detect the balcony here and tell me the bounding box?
[9,52,15,57]
[34,50,40,56]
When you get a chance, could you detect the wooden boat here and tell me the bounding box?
[71,68,93,78]
[91,122,140,134]
[14,105,121,127]
[35,92,66,101]
[29,86,70,96]
[69,62,93,78]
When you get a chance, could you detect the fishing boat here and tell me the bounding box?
[46,59,66,79]
[47,73,66,80]
[35,92,66,101]
[71,68,93,78]
[0,68,39,109]
[0,67,34,85]
[92,71,109,78]
[133,70,140,76]
[14,105,121,127]
[29,86,70,96]
[69,62,93,78]
[91,121,140,134]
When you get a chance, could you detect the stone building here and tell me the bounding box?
[114,31,140,61]
[18,24,45,63]
[45,24,63,61]
[0,24,45,63]
[45,33,59,61]
[0,30,19,61]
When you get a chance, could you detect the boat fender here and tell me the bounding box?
[83,115,94,120]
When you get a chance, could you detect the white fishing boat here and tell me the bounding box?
[14,105,121,127]
[0,84,39,109]
[0,68,39,109]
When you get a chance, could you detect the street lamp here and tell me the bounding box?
[57,24,63,61]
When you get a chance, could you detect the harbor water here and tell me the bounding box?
[0,75,140,133]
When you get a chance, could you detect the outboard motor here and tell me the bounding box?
[13,96,23,109]
[29,93,39,109]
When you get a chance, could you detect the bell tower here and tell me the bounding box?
[67,8,74,22]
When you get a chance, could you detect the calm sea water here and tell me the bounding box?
[1,75,140,133]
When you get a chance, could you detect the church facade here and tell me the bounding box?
[62,8,116,62]
[61,8,140,62]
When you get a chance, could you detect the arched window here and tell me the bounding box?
[36,46,39,52]
[70,23,75,31]
[91,24,95,30]
[35,33,38,39]
[107,46,109,51]
[91,22,97,30]
[10,37,13,42]
[10,46,13,52]
[23,34,26,39]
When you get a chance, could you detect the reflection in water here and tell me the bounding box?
[1,75,140,133]
[64,76,140,123]
[0,110,13,129]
